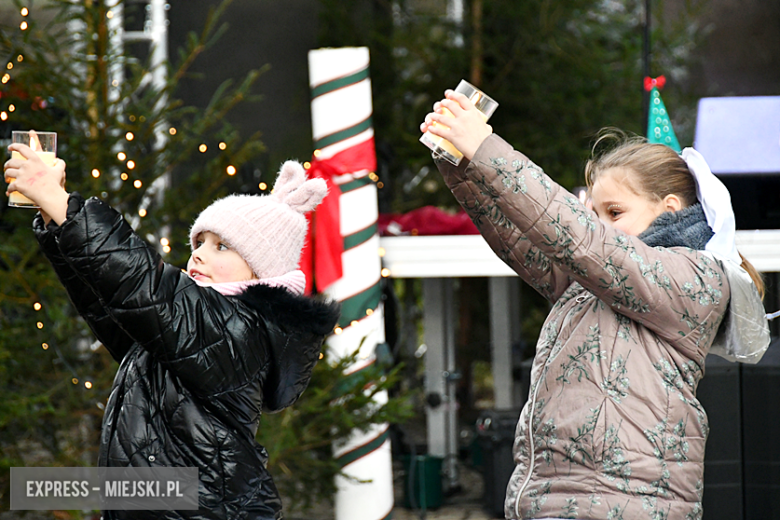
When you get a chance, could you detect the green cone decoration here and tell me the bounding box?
[647,86,681,152]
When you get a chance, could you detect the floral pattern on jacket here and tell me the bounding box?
[436,135,729,520]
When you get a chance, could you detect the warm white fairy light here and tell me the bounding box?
[162,245,171,253]
[169,127,176,135]
[313,149,322,157]
[16,54,23,62]
[20,21,28,30]
[303,162,311,169]
[199,144,207,153]
[120,173,128,181]
[350,320,359,327]
[91,169,100,178]
[258,182,267,190]
[8,104,15,112]
[127,160,135,169]
[377,182,384,189]
[72,378,78,385]
[84,381,93,389]
[6,62,13,70]
[366,308,374,316]
[138,208,147,217]
[106,10,113,19]
[133,180,142,188]
[33,302,42,311]
[36,322,43,329]
[334,326,343,335]
[160,237,169,246]
[42,343,49,350]
[218,142,226,150]
[125,132,134,141]
[378,247,386,257]
[117,152,126,161]
[2,74,10,84]
[20,7,28,16]
[381,268,391,277]
[226,165,236,176]
[0,112,7,121]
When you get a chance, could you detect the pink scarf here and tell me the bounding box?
[188,269,306,296]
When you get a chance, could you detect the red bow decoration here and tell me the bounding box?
[299,137,377,294]
[644,75,666,92]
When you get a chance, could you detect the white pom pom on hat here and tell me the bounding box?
[189,160,327,279]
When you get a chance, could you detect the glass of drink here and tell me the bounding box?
[420,80,498,166]
[8,130,57,208]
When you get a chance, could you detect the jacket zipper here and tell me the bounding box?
[515,373,542,518]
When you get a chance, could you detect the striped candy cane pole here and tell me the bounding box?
[308,47,394,520]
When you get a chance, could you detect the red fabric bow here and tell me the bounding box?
[299,137,377,294]
[644,75,666,92]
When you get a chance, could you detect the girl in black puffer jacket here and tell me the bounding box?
[5,147,340,520]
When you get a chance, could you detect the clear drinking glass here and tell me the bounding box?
[420,80,499,166]
[8,130,57,208]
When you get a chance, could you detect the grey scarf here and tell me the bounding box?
[638,203,713,250]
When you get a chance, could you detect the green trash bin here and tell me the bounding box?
[402,454,443,510]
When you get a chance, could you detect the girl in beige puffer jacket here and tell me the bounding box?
[420,90,769,520]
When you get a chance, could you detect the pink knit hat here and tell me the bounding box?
[190,161,327,279]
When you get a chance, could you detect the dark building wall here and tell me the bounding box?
[168,0,320,172]
[689,0,780,97]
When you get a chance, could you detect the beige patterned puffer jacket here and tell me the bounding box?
[437,135,729,520]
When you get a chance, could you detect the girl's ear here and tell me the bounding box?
[663,193,683,213]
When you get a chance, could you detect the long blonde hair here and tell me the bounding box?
[585,129,764,299]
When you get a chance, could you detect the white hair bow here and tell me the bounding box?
[681,148,742,265]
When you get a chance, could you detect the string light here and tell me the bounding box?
[133,180,142,188]
[0,112,7,121]
[21,7,28,16]
[218,142,226,150]
[333,326,343,335]
[319,353,324,360]
[84,381,93,389]
[6,62,13,70]
[381,268,391,277]
[125,132,134,141]
[377,182,384,189]
[226,165,236,176]
[72,378,78,385]
[112,80,118,87]
[162,245,171,253]
[366,308,374,316]
[117,152,126,161]
[303,162,311,169]
[36,322,44,329]
[127,160,135,169]
[313,149,322,158]
[33,302,42,311]
[8,104,15,112]
[2,74,10,84]
[378,247,386,257]
[258,182,267,190]
[198,144,207,153]
[169,127,176,135]
[106,10,114,19]
[138,208,147,217]
[42,343,49,350]
[91,169,100,178]
[120,173,128,181]
[369,172,378,181]
[350,320,359,327]
[160,237,169,246]
[20,21,28,30]
[16,54,23,62]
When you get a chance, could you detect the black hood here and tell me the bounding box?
[236,284,341,412]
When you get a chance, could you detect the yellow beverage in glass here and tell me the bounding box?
[8,130,57,208]
[420,80,498,166]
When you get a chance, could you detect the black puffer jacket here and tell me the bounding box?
[34,193,341,520]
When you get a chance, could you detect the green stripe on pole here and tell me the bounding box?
[338,280,382,326]
[337,428,389,468]
[314,117,373,150]
[344,223,377,251]
[310,67,370,99]
[338,176,372,193]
